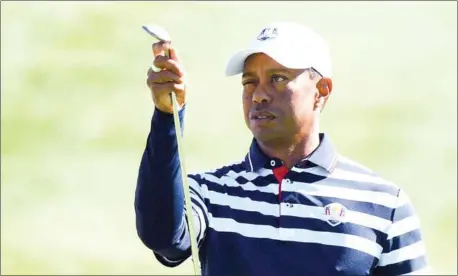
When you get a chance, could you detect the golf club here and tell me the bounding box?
[142,24,201,276]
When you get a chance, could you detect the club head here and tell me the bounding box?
[142,24,172,42]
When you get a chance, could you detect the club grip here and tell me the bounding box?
[151,48,170,73]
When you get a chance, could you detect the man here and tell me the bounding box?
[135,22,429,276]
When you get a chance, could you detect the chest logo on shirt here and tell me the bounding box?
[323,203,347,227]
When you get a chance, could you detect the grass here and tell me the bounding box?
[1,1,457,275]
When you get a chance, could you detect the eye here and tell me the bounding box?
[272,74,287,83]
[242,79,257,86]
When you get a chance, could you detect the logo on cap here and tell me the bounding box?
[323,203,347,227]
[257,27,278,41]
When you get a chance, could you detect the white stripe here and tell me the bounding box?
[226,168,273,180]
[192,205,206,241]
[190,194,207,221]
[208,159,397,192]
[190,208,203,241]
[190,189,208,216]
[183,205,203,238]
[378,241,426,267]
[202,173,277,194]
[292,166,396,187]
[206,191,391,233]
[160,255,185,264]
[188,177,208,200]
[294,183,399,208]
[206,190,279,216]
[290,165,327,174]
[330,168,395,186]
[338,155,376,174]
[186,178,208,241]
[349,212,391,233]
[283,203,391,232]
[202,172,399,208]
[388,215,420,239]
[188,177,211,236]
[210,215,382,257]
[247,152,254,172]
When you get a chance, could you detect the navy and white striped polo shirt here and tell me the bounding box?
[135,108,429,276]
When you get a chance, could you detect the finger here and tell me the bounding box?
[153,56,185,76]
[152,41,171,58]
[148,70,184,85]
[169,47,180,63]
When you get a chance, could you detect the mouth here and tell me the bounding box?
[250,111,277,121]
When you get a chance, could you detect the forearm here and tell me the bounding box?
[135,107,187,253]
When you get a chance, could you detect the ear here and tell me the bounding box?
[314,77,333,112]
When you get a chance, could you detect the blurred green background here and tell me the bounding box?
[1,1,456,275]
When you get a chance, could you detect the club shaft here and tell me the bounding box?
[170,92,201,276]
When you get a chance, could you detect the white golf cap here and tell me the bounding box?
[225,22,332,77]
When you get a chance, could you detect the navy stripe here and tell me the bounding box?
[188,173,202,182]
[235,174,278,187]
[281,191,393,221]
[205,170,277,187]
[210,203,277,226]
[187,181,214,216]
[374,255,427,276]
[281,215,387,245]
[188,174,208,204]
[201,177,278,203]
[294,160,318,169]
[200,177,393,221]
[383,229,423,253]
[336,160,378,176]
[286,170,399,196]
[204,229,378,276]
[209,204,387,244]
[205,162,246,178]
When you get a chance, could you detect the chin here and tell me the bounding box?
[252,129,284,144]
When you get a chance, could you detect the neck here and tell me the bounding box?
[257,131,321,169]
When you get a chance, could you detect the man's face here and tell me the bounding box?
[242,53,321,146]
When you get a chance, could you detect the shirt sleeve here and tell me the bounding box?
[154,174,210,267]
[135,106,209,268]
[374,189,431,276]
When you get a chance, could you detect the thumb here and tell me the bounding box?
[152,41,171,58]
[169,47,180,62]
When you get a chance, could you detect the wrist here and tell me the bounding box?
[153,104,186,121]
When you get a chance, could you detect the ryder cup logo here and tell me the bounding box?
[323,203,347,227]
[257,27,278,41]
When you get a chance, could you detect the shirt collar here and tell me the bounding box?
[244,133,338,173]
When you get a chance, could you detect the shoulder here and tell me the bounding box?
[332,154,402,197]
[334,155,423,222]
[335,154,379,177]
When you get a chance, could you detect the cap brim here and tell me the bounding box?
[224,47,317,77]
[225,48,271,76]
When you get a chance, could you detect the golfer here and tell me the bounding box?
[135,22,429,276]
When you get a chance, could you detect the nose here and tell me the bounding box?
[252,85,271,104]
